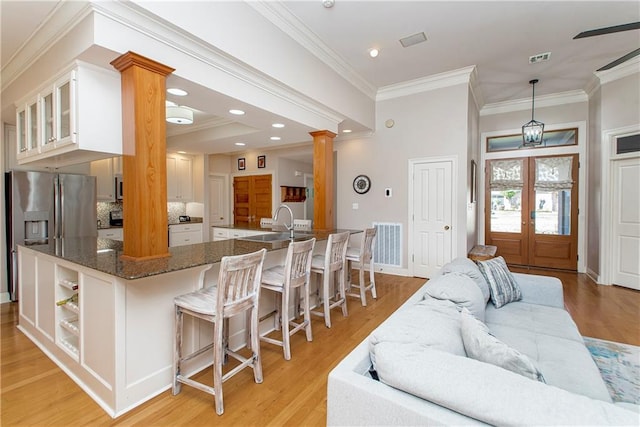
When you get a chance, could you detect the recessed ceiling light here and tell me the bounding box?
[272,123,285,128]
[270,136,281,141]
[167,88,188,96]
[166,100,177,107]
[368,48,379,58]
[342,129,352,133]
[177,151,187,154]
[235,142,246,146]
[229,109,245,115]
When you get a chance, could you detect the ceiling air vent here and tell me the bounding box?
[529,52,551,64]
[399,32,427,48]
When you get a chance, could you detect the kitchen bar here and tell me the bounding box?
[16,229,359,417]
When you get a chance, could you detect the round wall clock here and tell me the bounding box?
[353,175,371,194]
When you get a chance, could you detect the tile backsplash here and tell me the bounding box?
[97,201,188,227]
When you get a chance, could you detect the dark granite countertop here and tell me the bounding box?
[20,229,360,281]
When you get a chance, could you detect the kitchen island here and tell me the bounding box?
[17,228,358,418]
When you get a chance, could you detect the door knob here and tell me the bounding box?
[444,225,450,230]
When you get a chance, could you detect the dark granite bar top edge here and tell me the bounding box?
[20,229,360,281]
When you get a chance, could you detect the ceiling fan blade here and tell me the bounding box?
[574,21,640,39]
[597,48,640,71]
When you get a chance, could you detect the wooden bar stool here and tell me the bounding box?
[172,248,267,415]
[310,231,350,328]
[260,238,316,360]
[345,227,377,306]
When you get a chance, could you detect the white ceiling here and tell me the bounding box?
[2,1,639,158]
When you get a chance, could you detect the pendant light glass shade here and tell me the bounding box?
[166,106,193,125]
[522,79,544,147]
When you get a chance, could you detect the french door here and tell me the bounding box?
[485,154,578,270]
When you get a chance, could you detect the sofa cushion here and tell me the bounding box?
[424,272,486,321]
[487,323,612,402]
[440,257,490,303]
[477,256,522,308]
[485,301,583,343]
[460,308,545,382]
[372,342,639,426]
[369,298,466,367]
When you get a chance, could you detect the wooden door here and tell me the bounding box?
[411,159,454,278]
[233,174,272,225]
[485,155,579,270]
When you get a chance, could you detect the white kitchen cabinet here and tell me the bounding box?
[98,228,123,241]
[166,154,193,201]
[169,223,203,247]
[16,98,40,161]
[91,158,116,201]
[211,227,229,241]
[211,227,273,241]
[14,61,122,168]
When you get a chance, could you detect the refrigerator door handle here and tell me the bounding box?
[54,177,61,239]
[59,179,65,238]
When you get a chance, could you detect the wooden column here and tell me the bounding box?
[310,130,337,230]
[111,52,175,260]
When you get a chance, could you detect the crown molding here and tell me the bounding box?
[584,75,601,99]
[467,65,484,111]
[248,1,377,101]
[1,1,93,91]
[376,65,476,102]
[92,1,346,129]
[166,117,236,137]
[595,56,640,85]
[480,90,588,116]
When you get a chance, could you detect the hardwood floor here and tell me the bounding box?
[2,270,639,425]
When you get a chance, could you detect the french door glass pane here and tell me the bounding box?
[534,190,571,235]
[490,189,522,232]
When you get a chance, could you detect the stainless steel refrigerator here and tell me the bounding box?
[5,170,97,301]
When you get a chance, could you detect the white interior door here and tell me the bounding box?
[411,159,453,278]
[612,156,640,289]
[209,175,228,226]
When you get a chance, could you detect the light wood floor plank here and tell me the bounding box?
[2,270,638,425]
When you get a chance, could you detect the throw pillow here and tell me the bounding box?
[460,308,545,382]
[440,257,491,303]
[477,256,521,308]
[424,272,486,321]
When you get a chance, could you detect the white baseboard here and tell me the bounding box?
[586,268,604,285]
[1,292,11,304]
[373,265,411,277]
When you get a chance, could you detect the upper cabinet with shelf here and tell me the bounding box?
[14,61,122,168]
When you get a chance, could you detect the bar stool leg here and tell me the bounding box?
[172,306,183,395]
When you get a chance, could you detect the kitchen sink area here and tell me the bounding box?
[240,231,315,243]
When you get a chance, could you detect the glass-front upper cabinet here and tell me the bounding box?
[54,71,75,147]
[16,107,27,157]
[40,89,54,151]
[16,97,40,160]
[26,99,39,154]
[39,70,75,152]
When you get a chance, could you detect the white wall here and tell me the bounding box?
[336,83,472,271]
[593,71,640,283]
[587,85,602,279]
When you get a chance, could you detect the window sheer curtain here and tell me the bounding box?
[489,159,524,190]
[534,156,574,191]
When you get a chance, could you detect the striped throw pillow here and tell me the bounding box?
[477,256,521,308]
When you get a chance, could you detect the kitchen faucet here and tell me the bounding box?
[273,204,295,239]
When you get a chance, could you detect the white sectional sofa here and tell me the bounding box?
[327,258,639,426]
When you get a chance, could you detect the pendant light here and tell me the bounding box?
[522,79,544,147]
